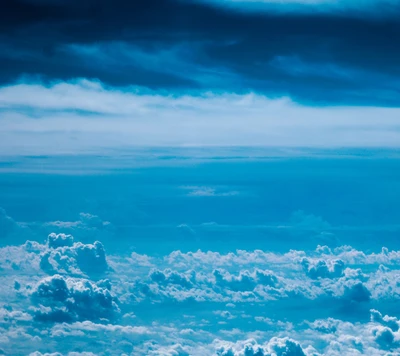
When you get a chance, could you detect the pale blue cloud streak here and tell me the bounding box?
[1,79,400,154]
[191,0,400,15]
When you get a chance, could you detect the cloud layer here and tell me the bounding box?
[1,80,400,154]
[2,221,400,355]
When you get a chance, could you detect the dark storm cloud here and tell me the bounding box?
[1,0,400,105]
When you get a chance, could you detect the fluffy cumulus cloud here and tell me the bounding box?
[48,233,74,249]
[40,233,109,276]
[149,268,194,289]
[301,258,345,279]
[32,274,119,322]
[371,309,400,332]
[213,268,279,291]
[0,233,109,286]
[215,337,307,356]
[2,230,400,354]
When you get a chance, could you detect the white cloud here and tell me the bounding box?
[1,80,400,154]
[183,186,240,197]
[301,258,345,279]
[32,274,120,322]
[214,337,308,356]
[47,233,74,249]
[3,230,400,354]
[40,234,109,276]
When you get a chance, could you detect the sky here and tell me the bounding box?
[1,0,400,152]
[1,1,400,356]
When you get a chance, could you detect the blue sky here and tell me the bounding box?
[1,1,400,355]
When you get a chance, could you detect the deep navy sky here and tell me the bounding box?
[1,0,400,106]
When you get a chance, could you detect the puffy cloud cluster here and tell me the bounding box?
[341,281,371,303]
[126,267,285,304]
[3,229,400,355]
[301,258,344,279]
[166,245,400,271]
[3,236,400,310]
[149,269,194,289]
[113,253,400,307]
[32,275,119,323]
[215,337,307,356]
[40,233,108,276]
[370,309,400,350]
[373,326,400,350]
[0,306,32,326]
[371,309,400,332]
[213,269,279,291]
[48,233,74,249]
